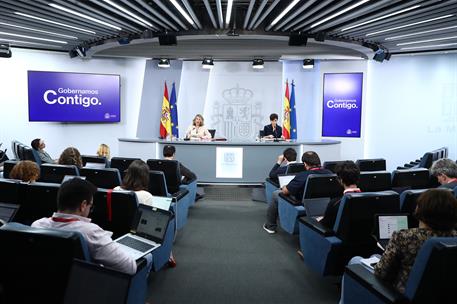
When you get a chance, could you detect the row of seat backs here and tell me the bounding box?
[11,140,39,164]
[323,159,387,172]
[300,169,436,200]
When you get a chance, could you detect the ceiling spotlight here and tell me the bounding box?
[302,59,314,69]
[202,58,214,69]
[0,43,12,58]
[158,58,170,68]
[252,59,264,69]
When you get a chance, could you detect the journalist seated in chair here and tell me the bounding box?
[163,145,197,184]
[185,114,212,140]
[430,158,457,189]
[341,189,457,299]
[263,151,332,234]
[320,161,361,229]
[114,159,153,207]
[58,147,83,169]
[31,138,54,163]
[32,178,147,275]
[262,113,284,139]
[268,148,297,184]
[9,160,40,183]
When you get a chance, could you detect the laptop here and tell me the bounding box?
[150,195,172,211]
[115,204,171,260]
[84,162,106,169]
[0,202,20,224]
[374,214,409,250]
[303,197,331,221]
[278,174,296,188]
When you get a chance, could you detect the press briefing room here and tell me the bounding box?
[0,0,457,303]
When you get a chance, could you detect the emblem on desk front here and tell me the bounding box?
[211,84,262,141]
[224,152,235,163]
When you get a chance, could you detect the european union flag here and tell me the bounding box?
[290,80,297,140]
[170,82,179,138]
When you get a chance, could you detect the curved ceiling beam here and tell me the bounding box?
[248,0,268,30]
[243,0,255,30]
[203,0,218,29]
[252,0,281,30]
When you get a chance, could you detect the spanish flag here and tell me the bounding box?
[282,80,291,139]
[160,82,171,139]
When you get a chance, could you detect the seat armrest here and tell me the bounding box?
[345,264,407,304]
[182,177,197,185]
[171,189,190,201]
[265,178,279,188]
[298,216,335,237]
[278,192,299,205]
[135,257,147,272]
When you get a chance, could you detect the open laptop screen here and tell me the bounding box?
[377,215,408,240]
[151,196,172,211]
[135,206,170,241]
[0,202,20,222]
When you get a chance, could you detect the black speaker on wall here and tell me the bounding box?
[288,32,308,46]
[158,33,177,46]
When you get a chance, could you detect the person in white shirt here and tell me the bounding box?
[32,178,138,274]
[113,159,153,207]
[185,114,212,140]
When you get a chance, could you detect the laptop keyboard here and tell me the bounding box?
[117,236,155,252]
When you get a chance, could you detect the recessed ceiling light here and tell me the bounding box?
[400,42,457,51]
[366,14,454,36]
[397,36,457,46]
[341,5,421,32]
[158,58,170,68]
[49,3,121,31]
[0,38,62,48]
[15,12,96,34]
[311,0,370,29]
[102,0,152,27]
[170,0,195,25]
[0,22,78,39]
[385,25,457,41]
[271,0,300,26]
[225,0,234,26]
[0,31,67,44]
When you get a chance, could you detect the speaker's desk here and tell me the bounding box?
[118,138,341,185]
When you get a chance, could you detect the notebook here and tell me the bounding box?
[0,202,20,223]
[151,196,172,211]
[303,197,331,220]
[374,214,409,250]
[115,204,171,260]
[84,162,106,169]
[278,174,296,188]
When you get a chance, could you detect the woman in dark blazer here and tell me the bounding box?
[263,113,283,139]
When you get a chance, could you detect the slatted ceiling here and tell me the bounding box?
[0,0,455,56]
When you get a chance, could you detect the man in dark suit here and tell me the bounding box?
[263,113,283,139]
[268,148,297,183]
[263,151,333,234]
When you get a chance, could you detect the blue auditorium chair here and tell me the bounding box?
[148,170,189,230]
[298,191,400,276]
[342,237,457,304]
[79,167,122,189]
[110,157,141,179]
[147,158,196,207]
[264,177,280,205]
[285,162,305,174]
[323,160,351,173]
[81,155,109,168]
[399,189,427,228]
[356,158,386,171]
[0,222,149,304]
[278,173,341,234]
[358,171,392,192]
[2,160,17,179]
[0,178,21,204]
[39,163,80,183]
[391,169,430,191]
